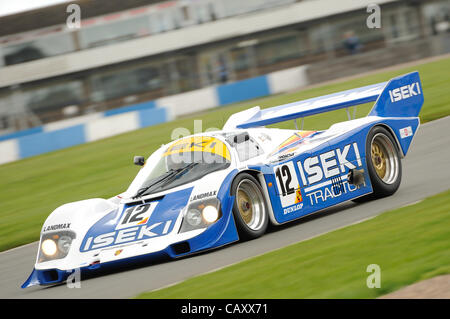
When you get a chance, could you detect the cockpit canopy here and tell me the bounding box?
[127,136,231,198]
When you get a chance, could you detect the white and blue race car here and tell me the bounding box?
[23,72,423,288]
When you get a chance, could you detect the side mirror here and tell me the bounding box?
[134,156,145,166]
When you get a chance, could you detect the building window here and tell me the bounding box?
[25,81,84,113]
[3,33,75,65]
[255,36,301,66]
[79,16,151,49]
[90,65,162,102]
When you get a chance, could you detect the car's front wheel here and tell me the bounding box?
[231,173,269,240]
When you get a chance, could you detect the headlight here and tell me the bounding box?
[57,235,73,254]
[186,209,202,226]
[179,197,222,233]
[202,205,219,223]
[41,239,57,257]
[38,230,76,263]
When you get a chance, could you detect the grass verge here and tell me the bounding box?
[1,56,450,252]
[137,190,450,299]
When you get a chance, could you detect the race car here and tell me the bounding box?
[22,71,423,288]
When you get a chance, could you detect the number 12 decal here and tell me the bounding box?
[274,162,301,208]
[275,165,295,196]
[116,202,158,230]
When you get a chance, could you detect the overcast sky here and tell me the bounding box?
[0,0,72,17]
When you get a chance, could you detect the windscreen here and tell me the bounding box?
[132,136,231,197]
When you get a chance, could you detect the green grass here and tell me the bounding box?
[1,56,450,252]
[137,190,450,299]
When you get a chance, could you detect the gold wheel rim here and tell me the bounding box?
[237,189,253,224]
[371,141,387,179]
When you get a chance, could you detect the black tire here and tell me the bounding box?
[230,173,269,240]
[354,126,402,202]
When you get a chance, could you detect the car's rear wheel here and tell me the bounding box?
[354,126,402,202]
[231,173,269,240]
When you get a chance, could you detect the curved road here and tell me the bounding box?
[1,117,449,299]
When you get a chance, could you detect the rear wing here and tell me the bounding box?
[226,72,423,129]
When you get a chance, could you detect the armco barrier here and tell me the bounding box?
[0,65,309,164]
[18,124,86,158]
[103,100,157,117]
[217,75,270,106]
[0,107,169,165]
[0,126,44,142]
[153,65,309,118]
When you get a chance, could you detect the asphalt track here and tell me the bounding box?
[1,116,449,299]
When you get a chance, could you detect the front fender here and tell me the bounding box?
[22,198,118,288]
[172,169,240,256]
[42,199,118,236]
[36,199,119,269]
